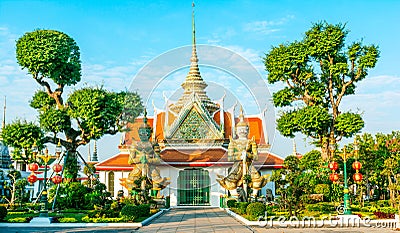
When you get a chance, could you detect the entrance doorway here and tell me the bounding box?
[178,168,210,205]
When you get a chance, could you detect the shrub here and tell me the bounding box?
[88,209,119,218]
[373,211,395,219]
[379,207,397,214]
[8,217,29,223]
[314,184,330,198]
[265,204,279,215]
[305,202,335,212]
[120,204,138,221]
[82,215,123,223]
[227,199,237,208]
[246,202,266,217]
[137,204,150,217]
[59,217,78,223]
[0,206,7,220]
[92,217,123,223]
[235,202,250,215]
[350,204,360,211]
[361,206,377,213]
[377,200,389,207]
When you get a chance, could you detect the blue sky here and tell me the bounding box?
[0,0,399,161]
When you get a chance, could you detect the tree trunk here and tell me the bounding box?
[321,139,330,161]
[64,150,79,182]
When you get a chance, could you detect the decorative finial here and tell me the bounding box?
[140,108,151,130]
[292,138,297,156]
[236,105,248,127]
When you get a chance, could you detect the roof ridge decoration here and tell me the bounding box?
[169,2,219,115]
[167,93,223,140]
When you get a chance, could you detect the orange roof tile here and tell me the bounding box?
[95,153,131,170]
[96,148,284,170]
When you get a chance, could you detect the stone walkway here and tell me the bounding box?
[136,207,255,233]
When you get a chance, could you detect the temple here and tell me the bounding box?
[95,5,284,206]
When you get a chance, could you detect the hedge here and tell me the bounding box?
[246,202,266,217]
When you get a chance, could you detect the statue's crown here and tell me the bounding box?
[236,106,248,127]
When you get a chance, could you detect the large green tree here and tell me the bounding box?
[264,22,379,159]
[1,29,143,180]
[356,131,400,200]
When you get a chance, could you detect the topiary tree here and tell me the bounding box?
[264,22,379,160]
[246,202,266,217]
[2,167,28,208]
[1,29,143,180]
[271,155,306,216]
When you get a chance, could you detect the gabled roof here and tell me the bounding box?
[167,94,223,140]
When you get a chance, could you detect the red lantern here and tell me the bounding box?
[28,163,39,172]
[27,173,38,184]
[329,173,339,182]
[353,173,363,182]
[328,161,339,171]
[53,164,63,173]
[52,175,63,184]
[352,161,362,171]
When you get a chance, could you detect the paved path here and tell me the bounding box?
[136,207,254,233]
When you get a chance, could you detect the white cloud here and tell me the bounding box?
[243,15,295,35]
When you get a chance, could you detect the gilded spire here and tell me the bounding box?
[183,1,204,87]
[236,106,248,127]
[170,2,219,115]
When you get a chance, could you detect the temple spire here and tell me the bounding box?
[192,1,196,47]
[170,2,219,115]
[1,96,5,131]
[185,1,202,82]
[292,138,297,156]
[91,140,98,162]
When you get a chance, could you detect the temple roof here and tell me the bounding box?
[95,149,284,170]
[120,110,268,147]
